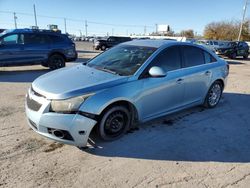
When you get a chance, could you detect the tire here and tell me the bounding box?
[48,54,65,70]
[243,53,249,59]
[97,106,131,141]
[230,52,237,59]
[101,45,106,51]
[203,81,223,108]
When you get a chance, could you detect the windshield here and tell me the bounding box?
[87,45,157,76]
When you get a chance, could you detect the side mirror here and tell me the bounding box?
[148,66,166,78]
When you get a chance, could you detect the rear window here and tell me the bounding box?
[182,46,205,67]
[204,51,217,64]
[49,35,65,43]
[24,34,50,44]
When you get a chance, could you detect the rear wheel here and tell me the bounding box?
[48,54,65,70]
[97,106,131,141]
[101,45,106,51]
[203,81,223,108]
[243,53,249,59]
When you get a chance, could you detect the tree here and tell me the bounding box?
[180,29,194,38]
[203,20,250,41]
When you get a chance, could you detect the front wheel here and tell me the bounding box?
[230,52,237,59]
[97,106,131,141]
[243,53,249,59]
[203,81,223,108]
[48,54,65,70]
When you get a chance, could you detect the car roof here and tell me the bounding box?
[123,39,188,48]
[3,29,62,35]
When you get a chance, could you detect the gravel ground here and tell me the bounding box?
[0,42,250,188]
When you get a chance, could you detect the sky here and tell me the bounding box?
[0,0,249,36]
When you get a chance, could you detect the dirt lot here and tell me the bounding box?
[0,42,250,188]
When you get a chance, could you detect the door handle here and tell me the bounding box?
[205,71,211,76]
[176,78,184,84]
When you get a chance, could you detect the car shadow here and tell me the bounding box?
[83,92,250,163]
[73,58,92,63]
[0,68,50,82]
[226,60,245,65]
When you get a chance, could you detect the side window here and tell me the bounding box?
[108,37,115,42]
[24,34,49,44]
[49,35,63,43]
[183,46,205,67]
[238,42,243,47]
[151,46,181,72]
[204,51,217,64]
[1,34,18,45]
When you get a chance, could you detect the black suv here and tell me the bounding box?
[0,29,77,69]
[94,36,131,51]
[215,41,249,59]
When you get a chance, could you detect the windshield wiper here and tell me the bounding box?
[95,67,121,75]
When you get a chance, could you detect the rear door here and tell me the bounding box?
[22,33,50,63]
[237,42,248,56]
[180,46,214,105]
[0,33,26,65]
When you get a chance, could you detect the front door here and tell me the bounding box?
[138,46,185,120]
[0,33,26,66]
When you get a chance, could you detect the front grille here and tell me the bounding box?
[29,119,38,130]
[26,96,42,111]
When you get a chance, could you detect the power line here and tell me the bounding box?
[0,10,154,28]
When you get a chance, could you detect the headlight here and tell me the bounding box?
[50,93,94,113]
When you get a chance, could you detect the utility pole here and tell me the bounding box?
[155,24,158,34]
[13,12,17,29]
[85,20,88,37]
[238,0,248,41]
[112,28,114,36]
[144,26,147,35]
[64,18,67,33]
[33,4,38,28]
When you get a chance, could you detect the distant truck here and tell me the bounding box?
[94,36,131,50]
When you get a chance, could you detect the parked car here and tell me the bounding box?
[25,40,229,147]
[196,40,220,52]
[0,29,77,69]
[94,36,132,50]
[215,41,249,59]
[0,29,5,33]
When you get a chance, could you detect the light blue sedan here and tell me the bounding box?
[25,40,229,147]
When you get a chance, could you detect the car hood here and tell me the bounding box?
[32,64,129,99]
